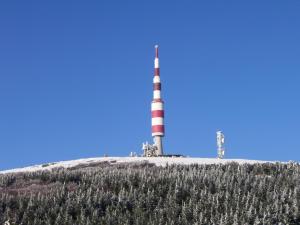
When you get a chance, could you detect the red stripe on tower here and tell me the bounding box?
[152,125,165,133]
[152,110,164,117]
[153,83,161,90]
[155,68,160,76]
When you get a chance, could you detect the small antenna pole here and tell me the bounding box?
[217,131,225,159]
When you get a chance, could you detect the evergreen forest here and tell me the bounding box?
[0,162,299,225]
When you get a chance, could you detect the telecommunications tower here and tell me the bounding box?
[151,45,165,155]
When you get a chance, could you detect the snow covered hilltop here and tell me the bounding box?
[0,157,275,174]
[0,157,299,224]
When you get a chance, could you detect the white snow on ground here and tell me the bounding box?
[0,157,277,174]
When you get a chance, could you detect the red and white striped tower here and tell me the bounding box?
[151,45,164,155]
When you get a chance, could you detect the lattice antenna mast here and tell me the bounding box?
[217,131,225,159]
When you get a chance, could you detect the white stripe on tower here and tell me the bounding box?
[151,45,164,155]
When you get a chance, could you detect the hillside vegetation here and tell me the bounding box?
[0,162,299,225]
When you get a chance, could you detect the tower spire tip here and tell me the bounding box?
[155,45,159,58]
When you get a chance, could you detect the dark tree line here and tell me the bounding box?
[0,162,299,225]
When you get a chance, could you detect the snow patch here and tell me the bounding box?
[0,157,276,174]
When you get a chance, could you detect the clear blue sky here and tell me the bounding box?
[1,0,300,170]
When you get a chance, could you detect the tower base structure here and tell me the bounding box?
[153,136,163,156]
[142,136,163,157]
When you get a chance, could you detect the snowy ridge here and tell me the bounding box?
[0,157,276,174]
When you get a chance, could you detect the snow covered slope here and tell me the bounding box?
[0,157,278,174]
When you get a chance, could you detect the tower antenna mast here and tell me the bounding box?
[217,131,225,159]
